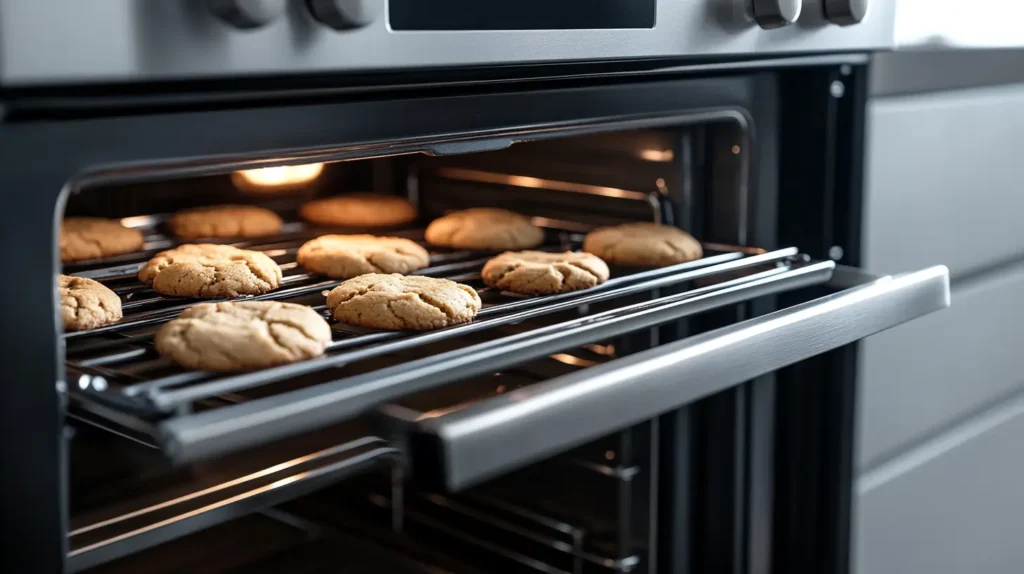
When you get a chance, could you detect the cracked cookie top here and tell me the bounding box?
[481,251,610,295]
[59,274,122,331]
[60,217,145,263]
[326,273,481,331]
[138,244,283,298]
[167,204,283,239]
[425,208,545,251]
[583,222,702,267]
[297,234,430,279]
[155,301,332,371]
[300,193,417,228]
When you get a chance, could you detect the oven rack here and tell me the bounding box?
[67,421,399,572]
[80,510,457,574]
[63,224,494,334]
[66,239,836,462]
[68,352,636,573]
[290,457,641,574]
[379,355,649,572]
[383,491,641,574]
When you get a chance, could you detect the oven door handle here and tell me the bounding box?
[411,265,950,491]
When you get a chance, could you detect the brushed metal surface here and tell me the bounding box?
[0,0,896,85]
[421,265,950,490]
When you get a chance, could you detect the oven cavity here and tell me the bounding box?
[61,124,831,573]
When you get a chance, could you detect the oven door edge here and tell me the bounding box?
[409,264,950,490]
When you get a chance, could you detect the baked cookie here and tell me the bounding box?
[138,244,282,298]
[482,251,610,295]
[326,273,481,331]
[583,222,703,267]
[424,208,544,251]
[60,217,145,263]
[299,193,417,228]
[155,301,332,371]
[297,234,430,279]
[59,275,122,331]
[167,204,283,239]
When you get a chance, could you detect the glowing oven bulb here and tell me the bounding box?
[638,149,674,162]
[232,162,324,189]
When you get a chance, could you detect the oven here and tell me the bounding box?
[0,2,945,574]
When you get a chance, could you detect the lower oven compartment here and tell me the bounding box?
[82,512,455,574]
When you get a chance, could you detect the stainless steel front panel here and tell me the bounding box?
[0,0,896,85]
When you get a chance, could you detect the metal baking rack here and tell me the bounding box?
[62,215,834,462]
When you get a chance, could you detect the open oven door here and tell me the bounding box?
[401,264,949,490]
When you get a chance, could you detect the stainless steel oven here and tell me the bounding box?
[0,1,945,573]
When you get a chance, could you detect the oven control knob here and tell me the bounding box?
[208,0,286,29]
[750,0,802,29]
[824,0,869,25]
[306,0,381,30]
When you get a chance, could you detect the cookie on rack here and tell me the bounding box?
[59,275,122,331]
[167,204,283,239]
[326,273,481,331]
[299,193,417,228]
[297,234,429,279]
[138,244,282,298]
[583,222,702,267]
[60,217,145,263]
[481,251,610,295]
[424,207,544,251]
[155,301,332,371]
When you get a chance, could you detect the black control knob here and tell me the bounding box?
[750,0,802,29]
[306,0,381,30]
[824,0,869,26]
[208,0,285,29]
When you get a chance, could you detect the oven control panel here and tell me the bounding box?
[0,0,893,86]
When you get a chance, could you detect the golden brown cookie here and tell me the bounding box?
[299,194,417,228]
[481,251,610,295]
[59,275,122,331]
[167,204,283,239]
[155,301,332,371]
[424,208,544,251]
[297,234,430,279]
[138,244,282,298]
[60,217,145,263]
[326,273,481,331]
[583,222,703,267]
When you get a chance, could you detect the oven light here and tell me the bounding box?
[232,162,324,189]
[638,148,674,162]
[550,353,597,368]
